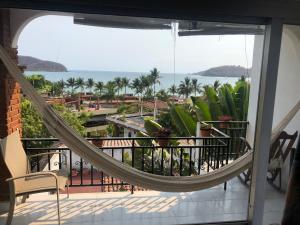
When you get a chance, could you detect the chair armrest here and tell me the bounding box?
[6,171,58,182]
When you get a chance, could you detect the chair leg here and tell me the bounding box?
[56,190,61,225]
[279,169,282,190]
[21,194,28,204]
[66,182,70,199]
[6,195,15,225]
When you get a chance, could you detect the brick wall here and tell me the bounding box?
[0,9,21,201]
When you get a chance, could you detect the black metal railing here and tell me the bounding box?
[204,121,248,159]
[22,127,232,192]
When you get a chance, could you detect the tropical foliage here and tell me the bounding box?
[21,98,91,138]
[178,77,192,98]
[162,77,250,136]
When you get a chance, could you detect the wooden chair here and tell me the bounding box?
[239,131,298,190]
[0,131,69,225]
[267,131,298,189]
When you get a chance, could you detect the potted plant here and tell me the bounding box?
[200,123,213,137]
[218,115,232,129]
[154,128,171,147]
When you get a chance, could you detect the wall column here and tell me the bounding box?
[248,18,283,225]
[0,9,21,201]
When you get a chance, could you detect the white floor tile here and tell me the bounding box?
[0,178,285,225]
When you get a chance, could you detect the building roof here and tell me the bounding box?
[101,139,140,148]
[143,100,168,110]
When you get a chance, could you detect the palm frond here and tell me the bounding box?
[170,105,196,136]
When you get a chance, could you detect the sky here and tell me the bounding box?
[18,15,255,74]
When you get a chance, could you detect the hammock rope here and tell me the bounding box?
[0,45,299,192]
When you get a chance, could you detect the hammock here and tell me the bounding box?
[0,45,299,192]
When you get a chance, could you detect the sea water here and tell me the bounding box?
[24,70,240,94]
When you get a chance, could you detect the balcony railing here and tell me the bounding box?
[204,121,248,159]
[22,122,248,193]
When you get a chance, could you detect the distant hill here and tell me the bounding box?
[193,65,250,77]
[18,56,68,72]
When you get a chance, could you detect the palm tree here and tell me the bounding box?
[178,77,193,98]
[140,75,151,97]
[57,79,65,94]
[168,84,177,96]
[213,80,221,90]
[192,79,202,96]
[86,78,94,93]
[121,77,130,96]
[103,81,116,102]
[75,77,85,109]
[51,81,64,97]
[26,74,48,90]
[149,68,160,96]
[94,81,104,109]
[66,77,76,94]
[95,81,104,96]
[75,77,85,93]
[170,105,196,136]
[130,78,142,96]
[114,77,123,98]
[156,89,169,101]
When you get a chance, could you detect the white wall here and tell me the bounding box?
[247,25,300,190]
[273,25,300,133]
[272,25,300,189]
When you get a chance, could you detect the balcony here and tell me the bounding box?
[21,122,248,192]
[0,122,285,224]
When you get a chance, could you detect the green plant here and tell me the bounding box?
[178,77,193,98]
[121,77,130,96]
[191,97,212,121]
[169,105,196,136]
[106,123,120,137]
[192,79,202,96]
[22,98,90,142]
[66,77,76,93]
[168,84,177,96]
[86,78,94,93]
[149,67,161,96]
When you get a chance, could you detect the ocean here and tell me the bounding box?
[24,70,240,94]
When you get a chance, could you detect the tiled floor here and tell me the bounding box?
[0,178,284,225]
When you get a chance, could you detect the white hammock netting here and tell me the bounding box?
[1,45,299,192]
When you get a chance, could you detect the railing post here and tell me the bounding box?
[121,148,124,187]
[131,139,135,194]
[142,147,145,171]
[179,148,183,176]
[23,139,28,154]
[69,150,73,186]
[161,147,164,174]
[189,147,192,176]
[151,145,154,174]
[170,147,173,176]
[111,148,114,190]
[80,158,83,185]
